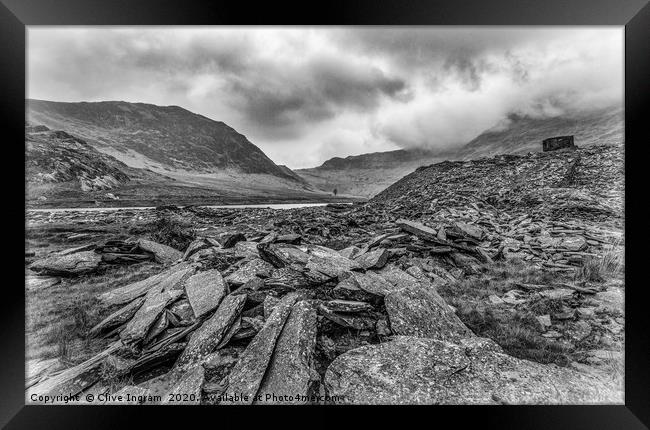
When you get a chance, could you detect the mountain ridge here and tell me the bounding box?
[296,105,623,198]
[27,99,299,181]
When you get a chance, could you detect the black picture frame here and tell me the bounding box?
[2,0,647,428]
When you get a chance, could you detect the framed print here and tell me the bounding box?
[1,0,648,427]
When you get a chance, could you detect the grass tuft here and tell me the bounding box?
[574,245,623,283]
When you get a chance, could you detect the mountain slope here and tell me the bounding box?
[298,106,623,199]
[26,123,335,208]
[368,144,624,225]
[455,106,623,160]
[27,99,299,180]
[25,99,340,206]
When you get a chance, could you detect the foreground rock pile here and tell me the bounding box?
[362,144,624,271]
[26,144,623,404]
[29,239,182,276]
[28,223,618,404]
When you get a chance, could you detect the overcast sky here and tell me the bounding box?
[27,27,623,168]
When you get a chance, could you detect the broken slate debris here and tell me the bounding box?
[29,144,623,406]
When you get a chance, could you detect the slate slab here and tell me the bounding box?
[99,263,195,306]
[354,248,389,270]
[120,289,184,344]
[88,296,145,337]
[184,269,228,318]
[175,294,247,369]
[225,258,273,286]
[256,301,318,404]
[30,250,102,276]
[222,294,299,404]
[137,239,183,264]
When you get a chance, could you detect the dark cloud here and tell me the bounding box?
[28,27,623,168]
[224,55,409,133]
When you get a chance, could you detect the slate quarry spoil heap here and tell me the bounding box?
[26,144,624,404]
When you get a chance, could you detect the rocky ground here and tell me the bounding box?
[25,144,624,405]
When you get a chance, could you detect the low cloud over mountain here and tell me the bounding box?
[28,27,623,168]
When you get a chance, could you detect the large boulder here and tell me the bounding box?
[385,284,474,342]
[324,336,619,404]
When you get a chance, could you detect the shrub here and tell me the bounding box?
[140,215,196,251]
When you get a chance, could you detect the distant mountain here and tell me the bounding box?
[316,149,439,170]
[297,105,623,199]
[27,99,300,181]
[296,148,444,199]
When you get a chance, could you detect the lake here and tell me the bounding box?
[27,202,347,213]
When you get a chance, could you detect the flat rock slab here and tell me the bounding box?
[377,265,420,290]
[225,258,274,286]
[256,301,318,404]
[222,294,299,404]
[304,245,361,279]
[89,296,145,337]
[323,300,373,313]
[29,250,102,276]
[385,285,474,342]
[325,336,618,404]
[120,289,184,344]
[396,219,438,242]
[175,294,247,369]
[99,263,195,306]
[137,239,183,264]
[184,269,227,318]
[276,233,302,244]
[258,243,310,268]
[160,366,205,405]
[355,248,389,270]
[341,271,399,297]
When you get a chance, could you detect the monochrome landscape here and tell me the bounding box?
[25,27,624,405]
